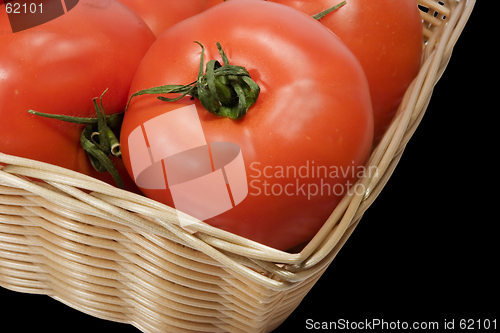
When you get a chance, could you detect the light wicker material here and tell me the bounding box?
[0,1,475,332]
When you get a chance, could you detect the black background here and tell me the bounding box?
[2,3,496,332]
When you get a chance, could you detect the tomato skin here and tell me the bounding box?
[0,0,155,191]
[121,0,373,250]
[203,0,265,10]
[270,0,423,143]
[116,0,206,37]
[203,0,225,9]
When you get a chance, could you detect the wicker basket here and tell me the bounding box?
[0,1,475,332]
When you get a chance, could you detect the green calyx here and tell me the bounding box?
[28,89,125,189]
[127,41,260,120]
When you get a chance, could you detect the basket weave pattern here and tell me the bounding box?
[0,1,475,332]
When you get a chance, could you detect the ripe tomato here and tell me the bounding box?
[203,0,225,10]
[116,0,206,37]
[120,0,373,251]
[203,0,264,10]
[270,0,423,142]
[0,0,155,191]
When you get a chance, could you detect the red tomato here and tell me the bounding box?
[0,0,155,191]
[203,0,264,10]
[270,0,423,142]
[120,0,373,251]
[116,0,206,37]
[203,0,225,9]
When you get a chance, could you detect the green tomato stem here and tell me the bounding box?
[126,41,260,120]
[312,0,347,21]
[81,125,124,189]
[28,89,125,188]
